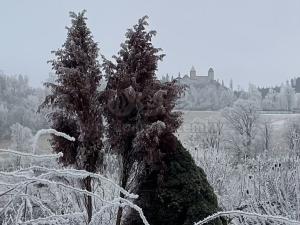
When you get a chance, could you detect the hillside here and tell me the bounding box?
[176,80,235,110]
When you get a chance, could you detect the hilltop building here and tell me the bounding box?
[161,66,234,110]
[183,66,214,82]
[161,66,215,84]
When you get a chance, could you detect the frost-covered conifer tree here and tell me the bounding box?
[102,15,184,224]
[103,16,223,225]
[39,10,103,222]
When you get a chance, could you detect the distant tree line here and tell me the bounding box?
[0,72,47,140]
[174,75,300,112]
[176,80,235,111]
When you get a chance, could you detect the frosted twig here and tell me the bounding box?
[0,181,35,197]
[32,128,75,154]
[0,171,112,204]
[120,198,150,225]
[0,148,63,159]
[194,210,300,225]
[0,171,149,225]
[89,198,124,225]
[19,194,54,216]
[0,185,27,216]
[19,212,84,224]
[89,198,150,225]
[0,128,148,224]
[3,165,138,199]
[31,166,138,199]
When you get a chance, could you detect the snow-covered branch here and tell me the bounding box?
[18,212,84,225]
[195,210,300,225]
[0,148,63,159]
[32,128,75,154]
[0,128,152,225]
[29,166,138,199]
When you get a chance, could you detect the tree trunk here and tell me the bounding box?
[116,192,125,225]
[84,176,93,223]
[116,159,130,225]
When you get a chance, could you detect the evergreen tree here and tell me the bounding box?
[103,16,184,225]
[39,11,103,222]
[103,16,222,225]
[125,134,225,225]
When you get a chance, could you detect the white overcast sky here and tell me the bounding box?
[1,0,300,89]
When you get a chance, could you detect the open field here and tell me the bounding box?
[177,110,300,143]
[1,110,300,155]
[180,110,300,128]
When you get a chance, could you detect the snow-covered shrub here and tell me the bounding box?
[187,132,300,224]
[0,129,149,225]
[222,99,260,162]
[284,117,300,155]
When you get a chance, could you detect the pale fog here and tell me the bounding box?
[1,1,300,225]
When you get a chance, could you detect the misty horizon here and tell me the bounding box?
[1,0,300,89]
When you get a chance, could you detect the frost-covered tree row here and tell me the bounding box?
[238,83,298,112]
[176,80,235,111]
[0,72,48,140]
[175,79,300,112]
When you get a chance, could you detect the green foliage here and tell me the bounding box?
[125,134,225,225]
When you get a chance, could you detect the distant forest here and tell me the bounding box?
[174,76,300,111]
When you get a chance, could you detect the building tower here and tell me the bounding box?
[166,73,170,82]
[190,66,196,79]
[208,68,214,81]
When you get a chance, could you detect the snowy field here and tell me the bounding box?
[1,110,300,153]
[177,110,300,143]
[180,110,300,130]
